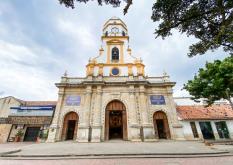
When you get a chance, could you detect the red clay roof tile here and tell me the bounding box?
[176,104,233,120]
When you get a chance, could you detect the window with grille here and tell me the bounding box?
[112,47,119,61]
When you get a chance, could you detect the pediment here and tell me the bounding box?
[106,39,124,44]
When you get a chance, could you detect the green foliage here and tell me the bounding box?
[59,0,233,57]
[15,129,24,137]
[40,130,49,139]
[58,0,132,14]
[152,0,233,57]
[184,56,233,106]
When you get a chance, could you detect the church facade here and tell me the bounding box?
[47,17,184,142]
[1,18,233,143]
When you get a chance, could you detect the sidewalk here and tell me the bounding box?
[1,140,232,158]
[0,142,32,155]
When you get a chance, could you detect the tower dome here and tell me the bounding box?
[103,17,128,37]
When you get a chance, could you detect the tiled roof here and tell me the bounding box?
[22,101,57,106]
[177,104,233,120]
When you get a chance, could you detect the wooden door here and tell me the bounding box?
[153,111,170,139]
[61,112,78,140]
[105,100,127,140]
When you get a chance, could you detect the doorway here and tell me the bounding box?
[24,127,40,142]
[105,100,127,140]
[156,119,166,139]
[199,122,215,139]
[66,120,76,140]
[109,111,123,139]
[153,111,170,139]
[61,112,78,140]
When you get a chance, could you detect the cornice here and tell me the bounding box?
[55,80,176,88]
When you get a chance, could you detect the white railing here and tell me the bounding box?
[60,76,169,84]
[146,77,165,83]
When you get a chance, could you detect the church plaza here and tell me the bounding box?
[1,18,233,163]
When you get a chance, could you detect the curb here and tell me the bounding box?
[0,149,21,156]
[0,151,231,160]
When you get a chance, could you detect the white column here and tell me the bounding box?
[139,86,149,124]
[91,85,102,142]
[226,121,233,139]
[195,121,203,140]
[128,85,141,141]
[139,85,155,141]
[47,89,65,142]
[129,85,137,124]
[211,121,220,140]
[167,92,185,140]
[77,85,92,142]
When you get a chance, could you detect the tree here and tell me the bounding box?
[151,0,233,57]
[58,0,132,15]
[183,56,233,109]
[59,0,233,57]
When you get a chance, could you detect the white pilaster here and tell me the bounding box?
[211,121,220,140]
[76,85,92,142]
[91,85,102,142]
[47,89,65,142]
[128,85,141,141]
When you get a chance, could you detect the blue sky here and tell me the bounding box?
[0,0,228,101]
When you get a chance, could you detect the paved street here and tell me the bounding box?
[1,157,233,165]
[1,141,233,165]
[0,140,229,157]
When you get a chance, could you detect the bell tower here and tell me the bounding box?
[86,17,145,77]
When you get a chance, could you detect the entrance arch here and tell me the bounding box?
[61,112,78,140]
[105,100,127,140]
[153,111,171,139]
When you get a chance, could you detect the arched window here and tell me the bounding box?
[112,47,119,61]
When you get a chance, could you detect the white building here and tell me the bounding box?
[175,97,233,141]
[46,17,184,142]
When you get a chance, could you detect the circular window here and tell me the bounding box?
[111,68,120,76]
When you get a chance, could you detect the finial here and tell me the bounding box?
[163,70,168,76]
[100,43,103,49]
[63,70,68,77]
[140,57,143,62]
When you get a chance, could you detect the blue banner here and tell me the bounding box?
[150,95,165,105]
[11,106,54,111]
[66,96,81,106]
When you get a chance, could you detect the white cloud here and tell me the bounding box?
[0,40,62,100]
[0,0,229,101]
[57,18,97,49]
[0,40,36,63]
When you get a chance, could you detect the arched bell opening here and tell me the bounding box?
[111,47,119,61]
